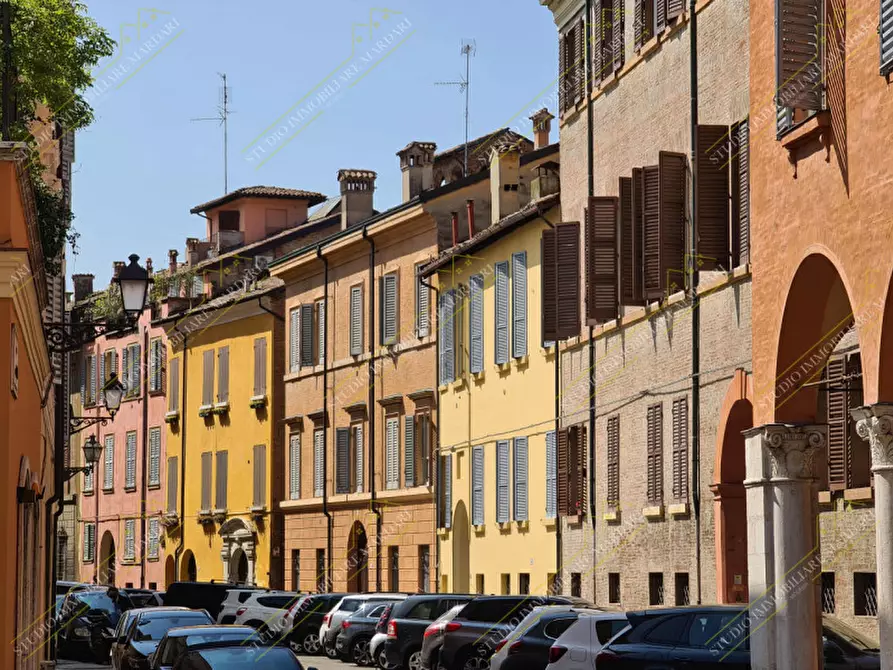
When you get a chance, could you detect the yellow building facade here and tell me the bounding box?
[161,286,285,588]
[423,193,561,597]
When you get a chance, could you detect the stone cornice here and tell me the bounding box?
[852,404,893,472]
[543,0,585,29]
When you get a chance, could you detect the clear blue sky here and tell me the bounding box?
[69,1,559,285]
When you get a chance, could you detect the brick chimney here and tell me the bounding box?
[168,249,179,274]
[112,261,125,279]
[529,108,555,150]
[338,169,376,230]
[490,145,522,224]
[396,141,436,201]
[146,258,154,275]
[72,274,94,302]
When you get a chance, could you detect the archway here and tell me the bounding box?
[452,501,470,593]
[99,531,116,585]
[347,521,369,593]
[180,550,197,582]
[230,548,249,584]
[218,518,257,585]
[712,369,753,603]
[164,555,176,587]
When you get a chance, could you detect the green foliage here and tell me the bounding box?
[91,282,123,323]
[28,160,74,275]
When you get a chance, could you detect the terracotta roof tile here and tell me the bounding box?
[190,186,327,213]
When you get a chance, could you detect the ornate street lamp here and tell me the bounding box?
[62,434,104,482]
[68,372,125,435]
[116,254,151,317]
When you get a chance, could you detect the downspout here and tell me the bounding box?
[173,325,188,580]
[585,0,597,601]
[689,0,702,605]
[140,324,149,587]
[47,368,64,659]
[362,226,381,591]
[419,272,439,591]
[316,246,333,592]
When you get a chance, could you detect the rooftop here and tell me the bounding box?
[190,186,328,214]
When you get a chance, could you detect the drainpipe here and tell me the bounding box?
[317,246,333,592]
[689,0,702,605]
[47,376,64,660]
[362,226,382,592]
[173,325,188,580]
[419,272,439,591]
[140,324,149,588]
[585,0,597,602]
[465,200,475,241]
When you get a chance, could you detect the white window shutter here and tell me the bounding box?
[125,432,136,489]
[317,300,326,366]
[470,275,484,373]
[104,435,114,489]
[289,308,300,372]
[404,415,415,487]
[495,262,510,364]
[472,446,484,526]
[290,433,301,500]
[444,455,453,529]
[90,355,97,403]
[882,0,893,75]
[314,430,324,497]
[416,266,429,338]
[99,351,105,403]
[546,431,557,518]
[497,440,510,523]
[513,437,528,521]
[512,252,527,358]
[355,425,364,493]
[149,428,160,486]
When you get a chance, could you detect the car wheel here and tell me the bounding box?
[352,637,372,666]
[460,649,490,670]
[407,649,423,670]
[378,648,392,669]
[325,640,339,658]
[302,632,321,655]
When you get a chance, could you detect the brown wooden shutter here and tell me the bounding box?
[592,5,603,85]
[731,120,750,266]
[631,168,645,304]
[696,125,731,271]
[578,15,587,99]
[542,229,558,343]
[827,357,847,490]
[667,0,684,21]
[559,34,567,113]
[776,0,823,111]
[576,425,587,515]
[607,416,620,507]
[611,0,625,72]
[619,177,635,306]
[658,151,687,297]
[672,397,689,500]
[647,403,663,504]
[656,0,667,34]
[642,165,661,299]
[586,196,619,323]
[557,223,581,339]
[634,0,644,51]
[557,428,569,516]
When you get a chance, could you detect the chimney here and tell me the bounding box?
[450,212,459,246]
[146,258,153,275]
[72,274,94,303]
[531,161,560,200]
[112,261,125,279]
[168,249,179,274]
[466,200,475,241]
[529,108,555,150]
[338,169,377,230]
[396,141,436,202]
[490,145,522,224]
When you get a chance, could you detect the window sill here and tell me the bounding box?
[102,487,114,494]
[668,502,690,518]
[844,487,873,502]
[148,483,161,490]
[542,516,557,528]
[818,490,833,505]
[198,405,214,418]
[249,394,268,409]
[473,524,486,534]
[496,362,511,373]
[84,490,95,497]
[643,505,664,520]
[497,521,511,530]
[124,485,137,493]
[164,411,180,424]
[780,110,832,177]
[83,559,95,564]
[148,389,165,397]
[161,512,179,527]
[437,527,450,537]
[512,355,529,368]
[515,519,529,531]
[603,508,621,523]
[213,401,230,415]
[147,556,160,563]
[471,370,485,382]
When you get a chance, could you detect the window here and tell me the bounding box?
[84,461,94,493]
[191,274,204,298]
[468,274,484,373]
[416,413,431,486]
[253,337,267,397]
[103,435,114,490]
[352,423,365,493]
[316,549,326,592]
[674,573,690,606]
[518,573,530,595]
[775,0,825,137]
[336,427,351,494]
[289,433,301,500]
[404,413,416,487]
[218,210,240,230]
[649,572,665,606]
[542,223,581,343]
[300,304,314,368]
[593,0,623,85]
[544,616,576,640]
[385,416,400,490]
[415,263,429,338]
[167,456,178,514]
[124,519,135,560]
[201,349,214,408]
[496,440,510,524]
[418,545,430,592]
[646,614,688,645]
[558,13,585,113]
[571,573,581,598]
[607,416,620,507]
[511,252,527,359]
[148,518,160,559]
[148,427,161,487]
[316,300,325,366]
[217,346,229,404]
[494,261,509,364]
[883,0,893,75]
[545,431,557,518]
[122,343,141,397]
[83,523,95,562]
[168,358,180,412]
[438,454,452,528]
[149,338,164,393]
[314,429,324,497]
[380,272,399,345]
[350,285,364,356]
[472,446,484,526]
[558,425,587,517]
[291,550,300,591]
[826,354,870,490]
[634,0,657,51]
[854,572,878,616]
[822,572,835,614]
[215,451,228,510]
[125,431,137,490]
[439,290,457,384]
[513,437,528,521]
[672,398,688,501]
[608,573,621,603]
[476,574,485,594]
[647,404,664,505]
[389,547,399,591]
[289,308,300,372]
[84,354,96,405]
[253,444,266,508]
[501,574,511,595]
[200,452,212,511]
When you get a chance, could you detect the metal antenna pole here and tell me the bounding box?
[191,72,234,193]
[435,39,476,177]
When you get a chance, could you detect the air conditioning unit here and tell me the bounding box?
[254,256,273,270]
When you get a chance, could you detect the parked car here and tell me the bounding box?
[146,624,257,669]
[169,641,314,670]
[319,593,408,658]
[217,588,264,625]
[284,593,346,655]
[594,606,881,669]
[233,590,303,637]
[56,580,89,596]
[419,604,467,670]
[117,607,214,670]
[336,600,396,665]
[382,594,475,670]
[544,611,628,670]
[113,607,186,669]
[370,602,397,669]
[439,595,589,670]
[163,582,258,620]
[123,588,164,608]
[56,586,135,662]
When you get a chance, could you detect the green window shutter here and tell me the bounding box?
[405,415,416,487]
[495,262,510,364]
[513,437,528,521]
[511,252,527,358]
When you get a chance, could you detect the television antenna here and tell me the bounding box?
[191,72,234,193]
[435,39,476,177]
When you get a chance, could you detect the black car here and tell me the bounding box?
[56,580,89,596]
[56,587,135,662]
[162,582,255,620]
[124,588,164,608]
[420,604,467,670]
[336,600,396,665]
[284,592,346,655]
[170,641,314,669]
[147,624,258,669]
[594,606,880,669]
[439,595,587,670]
[118,608,214,670]
[383,594,475,670]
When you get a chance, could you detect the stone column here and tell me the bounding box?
[744,424,825,670]
[220,543,231,583]
[852,404,893,670]
[245,541,257,586]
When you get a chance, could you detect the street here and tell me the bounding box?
[58,653,343,669]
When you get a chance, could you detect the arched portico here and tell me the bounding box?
[98,531,116,585]
[181,550,197,582]
[452,501,470,594]
[346,521,369,593]
[219,518,257,585]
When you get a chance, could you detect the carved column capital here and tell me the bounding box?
[852,403,893,472]
[756,423,826,481]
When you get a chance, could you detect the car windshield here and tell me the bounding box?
[159,632,256,664]
[339,599,363,613]
[193,646,298,668]
[133,613,212,641]
[74,591,121,615]
[823,616,880,651]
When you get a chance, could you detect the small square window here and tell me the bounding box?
[500,574,511,595]
[649,572,664,606]
[608,573,620,604]
[674,573,690,606]
[519,574,530,595]
[821,572,835,614]
[854,572,877,616]
[476,574,485,595]
[571,573,582,598]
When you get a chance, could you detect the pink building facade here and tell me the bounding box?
[77,294,169,589]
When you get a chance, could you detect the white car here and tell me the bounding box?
[216,588,264,625]
[318,593,407,659]
[232,590,303,638]
[545,611,628,670]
